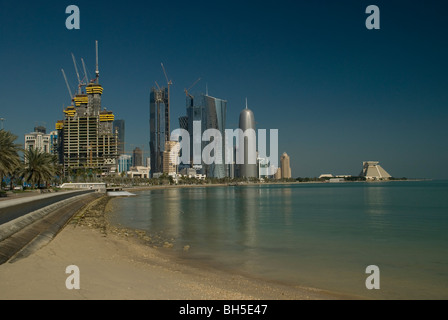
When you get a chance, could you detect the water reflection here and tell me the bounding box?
[107,182,448,299]
[175,188,207,247]
[235,187,258,249]
[363,185,390,232]
[164,188,181,239]
[280,186,292,226]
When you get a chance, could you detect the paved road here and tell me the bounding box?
[0,192,102,264]
[0,190,94,225]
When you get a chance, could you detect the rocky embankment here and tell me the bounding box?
[72,196,180,250]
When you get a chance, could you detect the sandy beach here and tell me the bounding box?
[0,195,346,300]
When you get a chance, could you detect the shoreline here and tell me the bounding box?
[0,178,431,203]
[120,178,430,194]
[0,195,356,300]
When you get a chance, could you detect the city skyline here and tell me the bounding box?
[1,1,447,179]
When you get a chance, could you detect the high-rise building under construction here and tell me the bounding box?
[113,119,125,155]
[149,64,173,176]
[57,41,118,175]
[149,87,170,176]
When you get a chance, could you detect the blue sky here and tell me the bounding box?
[0,0,447,178]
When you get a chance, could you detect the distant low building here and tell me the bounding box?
[319,174,334,179]
[179,168,197,176]
[152,172,164,179]
[60,183,106,191]
[24,126,52,154]
[329,178,345,183]
[118,155,132,173]
[257,158,271,179]
[127,166,149,179]
[360,161,392,180]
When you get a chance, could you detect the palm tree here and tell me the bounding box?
[21,148,58,189]
[0,130,22,190]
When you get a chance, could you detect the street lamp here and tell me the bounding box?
[0,118,5,130]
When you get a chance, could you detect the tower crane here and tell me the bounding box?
[61,69,73,101]
[184,78,201,100]
[161,63,173,88]
[71,53,82,95]
[95,40,100,83]
[81,58,89,85]
[161,63,172,142]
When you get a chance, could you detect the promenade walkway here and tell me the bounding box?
[0,190,102,265]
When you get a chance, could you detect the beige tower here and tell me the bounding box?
[163,141,180,174]
[274,167,282,180]
[280,153,291,179]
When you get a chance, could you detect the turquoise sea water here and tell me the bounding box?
[108,181,448,299]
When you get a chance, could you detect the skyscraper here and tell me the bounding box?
[203,94,227,178]
[163,141,180,175]
[238,102,257,178]
[113,119,125,155]
[132,147,143,167]
[180,92,228,178]
[179,116,188,131]
[184,93,203,166]
[150,87,170,176]
[280,153,291,179]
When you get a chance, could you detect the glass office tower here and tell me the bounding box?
[182,93,227,178]
[203,95,227,178]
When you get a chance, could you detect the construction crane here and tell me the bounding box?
[61,69,73,101]
[161,63,172,142]
[161,63,173,88]
[81,58,89,85]
[71,53,82,95]
[184,77,201,101]
[95,40,100,83]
